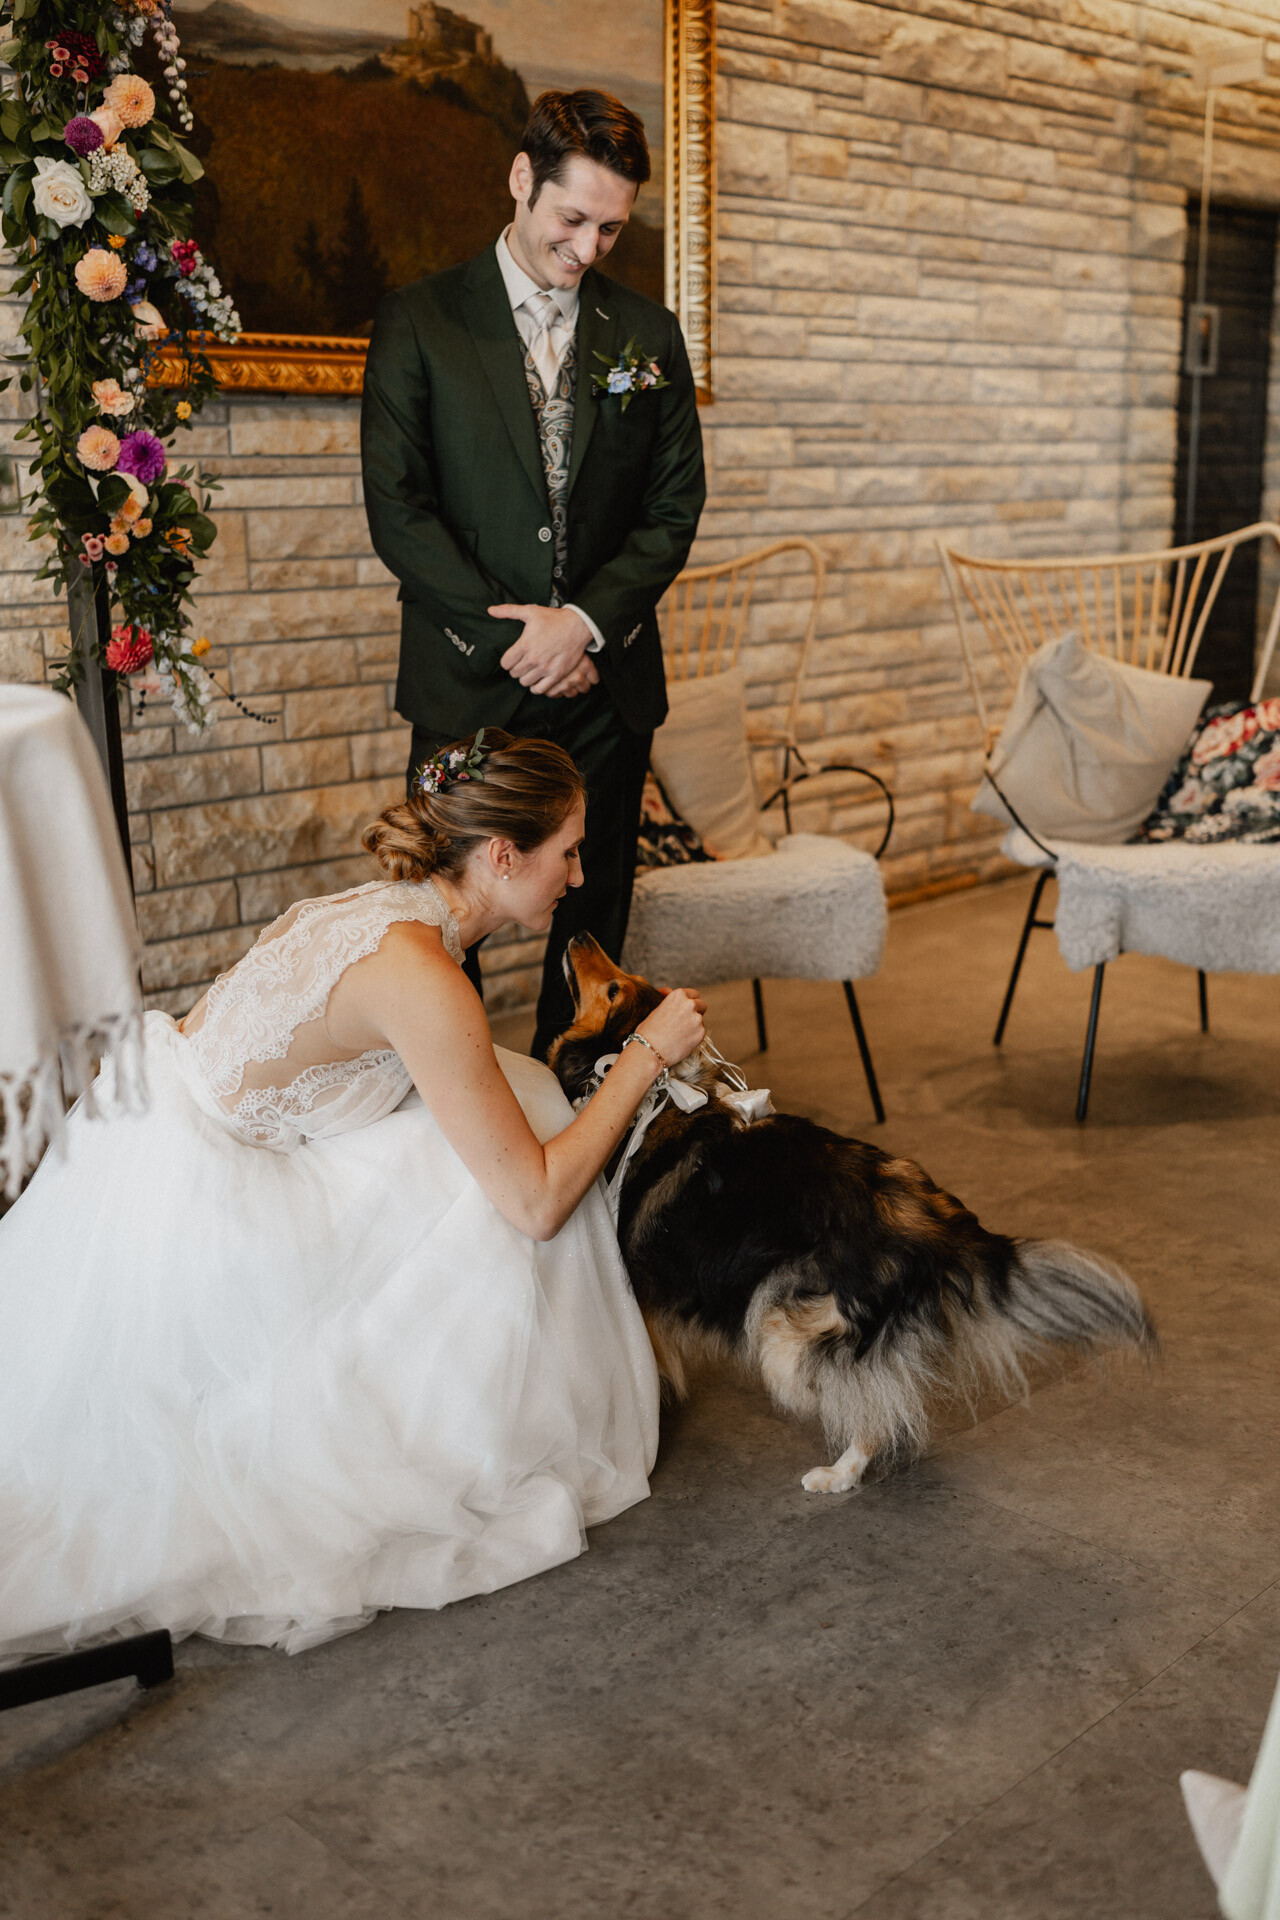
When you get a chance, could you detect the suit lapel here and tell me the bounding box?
[567,269,616,498]
[461,246,547,508]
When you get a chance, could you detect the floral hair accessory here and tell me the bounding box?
[590,337,669,412]
[416,727,490,797]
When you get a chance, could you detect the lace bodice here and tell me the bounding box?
[180,879,464,1149]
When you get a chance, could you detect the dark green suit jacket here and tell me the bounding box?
[360,243,707,737]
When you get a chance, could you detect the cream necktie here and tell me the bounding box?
[523,289,563,397]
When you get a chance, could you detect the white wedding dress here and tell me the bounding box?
[0,878,658,1658]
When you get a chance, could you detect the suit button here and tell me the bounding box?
[538,526,552,543]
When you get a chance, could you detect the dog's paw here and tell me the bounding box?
[802,1464,863,1495]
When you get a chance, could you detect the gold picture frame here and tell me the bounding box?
[154,0,715,402]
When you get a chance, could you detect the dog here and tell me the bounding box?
[549,934,1157,1494]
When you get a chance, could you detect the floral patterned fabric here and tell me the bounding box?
[1134,698,1280,844]
[636,769,713,871]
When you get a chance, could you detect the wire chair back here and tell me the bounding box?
[661,538,893,857]
[939,522,1280,748]
[660,536,824,749]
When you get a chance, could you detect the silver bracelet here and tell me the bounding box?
[621,1031,668,1079]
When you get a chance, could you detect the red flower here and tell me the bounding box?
[105,624,154,675]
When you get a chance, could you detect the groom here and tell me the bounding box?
[361,89,706,1056]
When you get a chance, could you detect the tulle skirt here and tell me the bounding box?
[0,1014,658,1658]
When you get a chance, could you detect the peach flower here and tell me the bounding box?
[103,74,155,128]
[104,531,130,556]
[77,424,121,471]
[134,517,153,537]
[75,249,128,302]
[92,377,136,418]
[1256,697,1280,733]
[87,106,123,150]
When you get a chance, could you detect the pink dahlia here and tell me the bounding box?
[64,115,104,157]
[116,430,166,486]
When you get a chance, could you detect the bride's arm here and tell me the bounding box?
[334,923,705,1241]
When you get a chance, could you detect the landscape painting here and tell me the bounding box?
[173,0,667,339]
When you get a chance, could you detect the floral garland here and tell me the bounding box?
[0,0,241,732]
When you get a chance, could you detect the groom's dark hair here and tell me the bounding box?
[522,90,651,206]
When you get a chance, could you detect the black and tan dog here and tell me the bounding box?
[550,934,1157,1493]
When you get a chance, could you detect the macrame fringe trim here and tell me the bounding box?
[1,1010,147,1202]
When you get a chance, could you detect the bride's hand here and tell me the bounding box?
[636,987,706,1068]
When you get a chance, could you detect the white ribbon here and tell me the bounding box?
[583,1040,774,1221]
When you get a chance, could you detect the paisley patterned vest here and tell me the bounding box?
[521,337,576,608]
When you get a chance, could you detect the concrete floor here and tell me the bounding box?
[3,873,1278,1920]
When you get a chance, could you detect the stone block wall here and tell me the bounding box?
[6,0,1280,1016]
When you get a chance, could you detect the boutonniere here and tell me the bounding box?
[590,337,670,411]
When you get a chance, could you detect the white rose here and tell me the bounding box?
[32,158,93,229]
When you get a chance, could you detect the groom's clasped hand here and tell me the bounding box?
[490,600,600,700]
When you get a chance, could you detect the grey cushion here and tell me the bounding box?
[972,634,1211,845]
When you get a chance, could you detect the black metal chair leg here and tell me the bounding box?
[843,981,886,1124]
[994,868,1054,1047]
[1198,970,1209,1033]
[1076,963,1106,1123]
[751,977,768,1053]
[0,1629,174,1712]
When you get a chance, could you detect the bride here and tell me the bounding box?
[0,729,705,1659]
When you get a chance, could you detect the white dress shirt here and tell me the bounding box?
[496,227,604,654]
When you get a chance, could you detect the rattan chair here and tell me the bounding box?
[623,539,893,1123]
[940,523,1280,1118]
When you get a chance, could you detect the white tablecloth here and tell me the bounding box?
[0,683,143,1197]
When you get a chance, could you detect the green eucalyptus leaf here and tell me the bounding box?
[184,513,217,548]
[136,146,180,184]
[171,140,204,184]
[97,474,132,512]
[95,191,137,235]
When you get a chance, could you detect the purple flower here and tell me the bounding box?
[63,115,104,157]
[133,242,157,274]
[115,430,167,486]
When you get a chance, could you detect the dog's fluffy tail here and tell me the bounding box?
[824,1240,1154,1464]
[1001,1239,1157,1358]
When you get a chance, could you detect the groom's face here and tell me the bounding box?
[509,153,638,291]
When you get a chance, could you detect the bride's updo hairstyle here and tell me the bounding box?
[362,730,585,885]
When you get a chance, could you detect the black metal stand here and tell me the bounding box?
[750,977,768,1053]
[843,980,886,1124]
[0,1630,173,1713]
[68,559,132,886]
[1198,969,1210,1033]
[993,868,1056,1046]
[1076,964,1107,1122]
